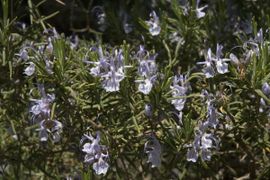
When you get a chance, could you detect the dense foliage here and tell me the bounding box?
[1,0,270,179]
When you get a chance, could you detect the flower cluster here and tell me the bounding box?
[16,46,35,76]
[80,131,109,175]
[135,46,158,94]
[198,44,230,78]
[187,91,219,162]
[88,47,128,92]
[177,0,208,19]
[17,28,61,77]
[30,84,62,142]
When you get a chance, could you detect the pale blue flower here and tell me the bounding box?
[88,47,128,92]
[146,11,161,36]
[214,44,230,74]
[138,59,157,78]
[171,88,187,111]
[206,100,219,128]
[45,58,54,74]
[187,147,198,162]
[169,32,185,44]
[196,0,207,19]
[37,119,63,142]
[171,75,188,111]
[197,49,215,78]
[93,155,109,175]
[187,90,219,162]
[179,0,190,16]
[88,47,110,77]
[201,148,211,161]
[204,62,215,78]
[216,59,229,74]
[102,67,125,92]
[144,134,161,168]
[69,34,79,50]
[38,127,48,142]
[145,104,153,117]
[30,93,55,118]
[46,38,54,54]
[17,49,28,61]
[201,133,214,149]
[201,133,219,161]
[259,98,267,113]
[24,62,35,76]
[138,78,153,94]
[198,45,230,76]
[81,131,109,175]
[101,49,126,92]
[229,53,240,65]
[255,28,263,44]
[135,46,158,94]
[82,132,102,155]
[262,82,270,96]
[187,132,218,162]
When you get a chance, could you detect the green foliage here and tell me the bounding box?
[0,0,270,179]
